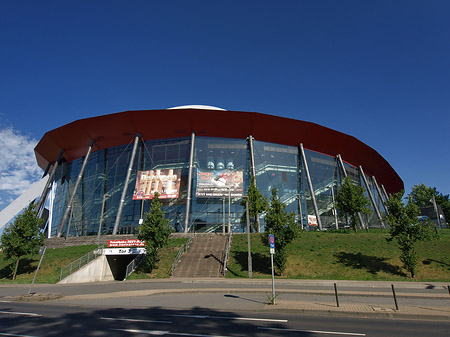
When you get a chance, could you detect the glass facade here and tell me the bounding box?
[47,135,390,237]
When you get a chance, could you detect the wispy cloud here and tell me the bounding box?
[0,127,42,209]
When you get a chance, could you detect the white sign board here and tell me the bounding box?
[104,247,146,255]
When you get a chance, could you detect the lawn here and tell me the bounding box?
[226,230,450,281]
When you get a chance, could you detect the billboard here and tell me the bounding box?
[196,169,244,198]
[133,169,181,200]
[308,215,318,226]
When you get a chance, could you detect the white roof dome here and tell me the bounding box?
[167,105,226,111]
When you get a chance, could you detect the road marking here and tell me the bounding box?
[101,317,172,324]
[169,314,287,323]
[112,328,231,337]
[0,333,39,337]
[0,311,41,317]
[258,327,366,336]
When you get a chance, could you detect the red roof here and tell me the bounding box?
[34,108,403,194]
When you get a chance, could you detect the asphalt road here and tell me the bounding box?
[0,301,449,337]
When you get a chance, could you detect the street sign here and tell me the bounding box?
[269,234,275,249]
[270,248,275,254]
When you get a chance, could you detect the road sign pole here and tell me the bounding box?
[270,251,275,304]
[269,234,276,304]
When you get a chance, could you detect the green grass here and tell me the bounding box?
[0,245,98,284]
[2,231,449,283]
[121,237,188,280]
[226,230,450,282]
[0,237,188,284]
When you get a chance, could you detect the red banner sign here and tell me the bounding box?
[107,239,145,247]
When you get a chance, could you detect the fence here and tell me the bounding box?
[222,231,233,276]
[59,246,104,281]
[171,236,193,276]
[124,253,146,280]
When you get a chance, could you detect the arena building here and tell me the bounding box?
[33,105,403,238]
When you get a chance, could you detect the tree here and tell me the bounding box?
[385,192,437,278]
[262,189,300,275]
[136,193,172,271]
[336,176,370,232]
[0,203,44,281]
[409,183,450,226]
[240,176,269,232]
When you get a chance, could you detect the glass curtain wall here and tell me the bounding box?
[139,138,191,232]
[49,138,191,237]
[191,137,248,233]
[47,136,389,237]
[253,141,299,231]
[303,149,338,230]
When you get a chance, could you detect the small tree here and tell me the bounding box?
[385,192,437,278]
[0,203,44,281]
[409,183,450,226]
[336,176,370,232]
[240,176,268,232]
[136,193,172,271]
[262,188,299,275]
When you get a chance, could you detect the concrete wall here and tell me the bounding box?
[58,254,114,284]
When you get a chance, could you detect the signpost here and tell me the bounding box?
[269,234,276,304]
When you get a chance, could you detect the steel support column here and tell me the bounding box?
[57,141,94,238]
[336,154,366,230]
[113,134,141,235]
[381,184,390,202]
[184,132,195,233]
[248,135,260,232]
[299,143,322,231]
[330,181,339,229]
[372,175,389,215]
[36,149,64,218]
[359,165,386,229]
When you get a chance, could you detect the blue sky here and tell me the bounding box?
[1,0,449,211]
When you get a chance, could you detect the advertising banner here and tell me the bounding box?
[196,169,244,198]
[133,169,181,200]
[308,215,318,226]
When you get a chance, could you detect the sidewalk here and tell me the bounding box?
[1,278,449,321]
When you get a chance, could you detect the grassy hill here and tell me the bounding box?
[0,231,449,283]
[226,230,450,282]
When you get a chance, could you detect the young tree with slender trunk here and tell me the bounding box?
[137,193,172,271]
[263,188,299,275]
[240,176,268,232]
[385,192,437,278]
[336,176,370,232]
[0,203,44,281]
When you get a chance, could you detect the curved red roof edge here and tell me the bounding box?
[34,108,404,194]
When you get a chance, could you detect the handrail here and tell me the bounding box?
[59,245,104,281]
[171,236,193,276]
[123,253,145,280]
[222,231,233,276]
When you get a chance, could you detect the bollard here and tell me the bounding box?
[391,284,399,310]
[447,285,450,297]
[334,283,340,307]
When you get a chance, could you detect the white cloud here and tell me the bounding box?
[0,127,42,209]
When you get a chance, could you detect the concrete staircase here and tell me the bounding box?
[172,234,228,278]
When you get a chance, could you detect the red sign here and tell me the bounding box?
[107,239,145,247]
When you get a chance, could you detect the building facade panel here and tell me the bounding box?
[36,108,404,237]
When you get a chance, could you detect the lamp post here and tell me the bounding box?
[227,187,231,233]
[244,196,253,278]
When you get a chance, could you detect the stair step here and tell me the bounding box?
[172,234,229,278]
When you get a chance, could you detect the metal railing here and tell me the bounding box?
[222,231,233,276]
[171,236,193,276]
[124,253,146,280]
[59,246,104,281]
